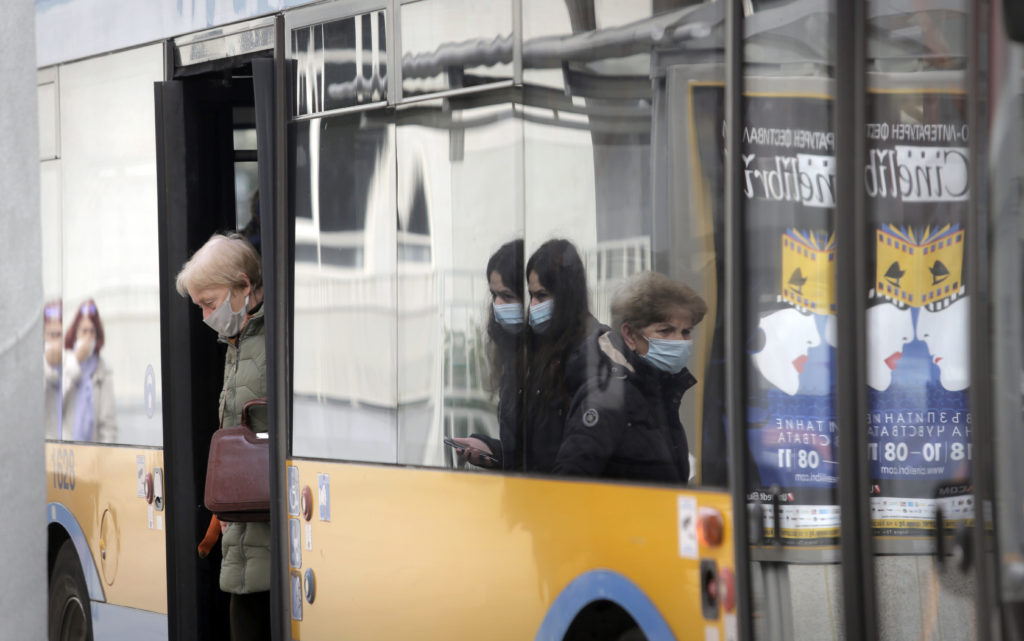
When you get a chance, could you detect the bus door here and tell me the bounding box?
[154,16,286,641]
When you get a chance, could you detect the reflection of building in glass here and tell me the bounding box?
[586,236,651,327]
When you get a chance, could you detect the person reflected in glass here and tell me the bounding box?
[554,272,707,483]
[61,298,117,443]
[43,300,63,440]
[458,238,603,472]
[451,239,524,468]
[175,232,269,641]
[454,239,598,468]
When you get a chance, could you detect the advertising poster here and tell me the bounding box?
[687,82,972,548]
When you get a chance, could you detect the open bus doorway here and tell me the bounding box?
[155,24,279,640]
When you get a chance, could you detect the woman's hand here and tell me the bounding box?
[450,437,496,468]
[45,340,62,367]
[74,336,94,364]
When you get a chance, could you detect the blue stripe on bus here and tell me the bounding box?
[534,569,675,641]
[47,502,105,602]
[92,602,167,641]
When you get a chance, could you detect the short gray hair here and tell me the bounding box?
[610,271,707,332]
[175,233,262,297]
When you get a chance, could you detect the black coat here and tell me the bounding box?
[554,330,696,484]
[476,316,606,473]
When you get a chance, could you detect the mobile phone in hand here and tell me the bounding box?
[443,437,498,465]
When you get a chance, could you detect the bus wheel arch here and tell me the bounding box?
[563,600,648,641]
[49,538,93,641]
[535,570,674,641]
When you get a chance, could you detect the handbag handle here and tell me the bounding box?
[241,397,269,429]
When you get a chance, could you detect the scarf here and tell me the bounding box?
[71,355,99,441]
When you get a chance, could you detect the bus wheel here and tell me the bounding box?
[49,540,93,641]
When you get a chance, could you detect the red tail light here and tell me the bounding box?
[698,508,725,547]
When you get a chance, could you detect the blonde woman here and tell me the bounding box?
[176,232,269,641]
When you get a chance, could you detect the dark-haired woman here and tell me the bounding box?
[61,299,117,443]
[456,238,604,473]
[452,239,526,469]
[555,271,707,483]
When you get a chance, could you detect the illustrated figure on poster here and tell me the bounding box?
[750,229,835,396]
[750,307,821,396]
[871,223,966,392]
[916,295,969,392]
[865,297,914,392]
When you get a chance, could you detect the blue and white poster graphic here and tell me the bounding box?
[734,89,973,545]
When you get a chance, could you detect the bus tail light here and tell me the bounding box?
[698,508,725,547]
[718,566,736,613]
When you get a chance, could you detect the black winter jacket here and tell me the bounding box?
[554,330,696,484]
[476,315,607,473]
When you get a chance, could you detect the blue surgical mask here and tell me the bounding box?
[204,290,249,337]
[493,302,524,333]
[528,299,554,333]
[642,336,693,374]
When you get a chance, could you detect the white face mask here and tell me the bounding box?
[204,290,249,337]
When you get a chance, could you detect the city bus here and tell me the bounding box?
[36,0,1024,639]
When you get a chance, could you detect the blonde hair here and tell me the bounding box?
[175,233,262,298]
[611,271,707,332]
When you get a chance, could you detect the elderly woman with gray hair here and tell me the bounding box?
[554,271,707,484]
[176,232,270,641]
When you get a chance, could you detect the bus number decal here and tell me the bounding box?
[51,447,76,491]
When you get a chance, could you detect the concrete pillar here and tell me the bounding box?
[0,0,45,638]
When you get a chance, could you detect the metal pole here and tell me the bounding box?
[724,0,753,638]
[967,0,997,638]
[834,0,876,639]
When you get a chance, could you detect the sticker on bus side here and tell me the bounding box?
[317,473,331,521]
[678,495,698,559]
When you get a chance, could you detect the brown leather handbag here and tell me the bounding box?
[204,398,270,522]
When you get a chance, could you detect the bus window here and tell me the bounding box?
[990,3,1024,605]
[56,44,165,446]
[519,0,725,487]
[233,126,259,251]
[396,101,524,467]
[399,0,513,98]
[291,112,398,461]
[865,1,976,639]
[292,10,388,115]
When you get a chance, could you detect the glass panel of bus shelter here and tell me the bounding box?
[740,2,842,639]
[56,44,165,446]
[516,0,723,485]
[394,99,524,467]
[290,112,399,461]
[399,0,513,99]
[865,2,976,638]
[292,10,388,115]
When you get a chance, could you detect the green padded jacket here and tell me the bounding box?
[217,304,270,595]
